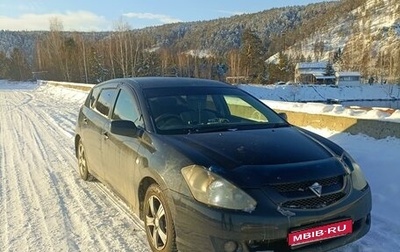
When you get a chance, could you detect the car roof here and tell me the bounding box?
[99,77,234,90]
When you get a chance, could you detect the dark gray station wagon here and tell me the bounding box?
[75,77,371,252]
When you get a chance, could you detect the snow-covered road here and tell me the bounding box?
[1,81,399,251]
[0,82,150,252]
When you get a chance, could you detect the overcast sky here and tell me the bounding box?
[0,0,333,31]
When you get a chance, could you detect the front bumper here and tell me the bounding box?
[170,185,371,252]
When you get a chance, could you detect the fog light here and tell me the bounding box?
[224,240,238,252]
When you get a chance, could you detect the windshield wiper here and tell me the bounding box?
[184,122,288,134]
[271,122,289,128]
[186,125,237,134]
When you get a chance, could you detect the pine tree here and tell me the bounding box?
[8,48,31,80]
[239,29,266,83]
[267,52,294,83]
[0,51,10,79]
[325,62,335,76]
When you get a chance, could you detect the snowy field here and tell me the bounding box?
[0,80,399,251]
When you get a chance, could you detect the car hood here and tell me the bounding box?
[164,126,347,187]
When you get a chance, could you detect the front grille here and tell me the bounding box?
[282,192,346,209]
[272,176,342,193]
[269,175,347,209]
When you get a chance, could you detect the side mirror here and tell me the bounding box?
[278,112,288,121]
[110,120,138,137]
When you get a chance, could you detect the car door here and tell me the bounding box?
[79,86,113,178]
[102,86,143,205]
[87,87,118,179]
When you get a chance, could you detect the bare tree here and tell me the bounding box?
[113,18,132,77]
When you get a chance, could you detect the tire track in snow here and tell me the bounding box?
[0,91,45,251]
[27,86,149,250]
[0,91,14,251]
[1,91,70,251]
[30,86,150,251]
[0,85,150,251]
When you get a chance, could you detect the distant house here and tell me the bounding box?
[295,61,335,84]
[335,72,361,86]
[295,62,362,86]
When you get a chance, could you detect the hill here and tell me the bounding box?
[0,2,338,58]
[271,0,400,83]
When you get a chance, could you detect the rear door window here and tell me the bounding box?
[89,86,101,108]
[95,88,117,117]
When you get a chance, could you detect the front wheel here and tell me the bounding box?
[144,184,177,252]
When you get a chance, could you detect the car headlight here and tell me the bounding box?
[341,151,368,190]
[181,165,257,213]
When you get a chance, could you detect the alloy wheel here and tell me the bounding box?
[144,184,176,252]
[146,195,168,250]
[78,140,89,180]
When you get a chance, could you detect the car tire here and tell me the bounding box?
[144,184,177,252]
[77,139,90,181]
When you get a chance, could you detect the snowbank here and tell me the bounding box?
[240,83,400,101]
[240,83,400,123]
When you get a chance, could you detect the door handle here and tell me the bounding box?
[83,117,88,124]
[103,131,109,140]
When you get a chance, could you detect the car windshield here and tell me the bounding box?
[144,86,287,134]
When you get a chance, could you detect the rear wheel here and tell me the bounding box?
[77,139,90,181]
[144,184,177,252]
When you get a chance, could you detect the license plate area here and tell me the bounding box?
[288,219,353,247]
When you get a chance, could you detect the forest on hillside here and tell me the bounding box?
[0,0,399,84]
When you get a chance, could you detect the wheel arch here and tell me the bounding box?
[138,175,176,221]
[138,177,158,220]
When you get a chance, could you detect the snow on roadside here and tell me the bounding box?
[240,83,400,101]
[305,128,400,251]
[264,100,400,122]
[240,83,400,122]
